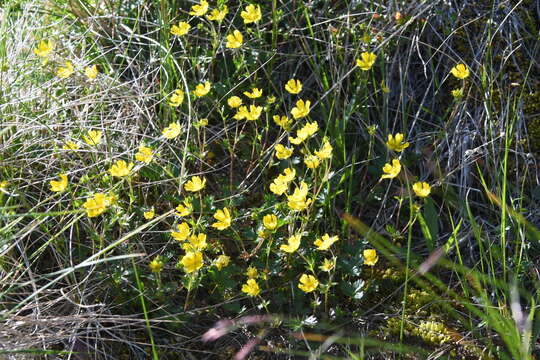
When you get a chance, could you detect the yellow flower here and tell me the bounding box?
[386,133,409,152]
[195,118,208,127]
[363,249,378,266]
[273,115,291,129]
[162,122,182,139]
[246,105,263,121]
[286,181,311,211]
[171,21,191,36]
[298,274,319,293]
[188,0,209,16]
[451,88,463,98]
[356,52,377,71]
[226,30,243,49]
[83,130,102,146]
[246,265,258,279]
[0,181,8,191]
[282,167,296,182]
[169,89,184,107]
[183,233,207,251]
[241,279,260,296]
[143,207,155,220]
[57,61,74,79]
[184,176,206,192]
[269,178,288,195]
[62,141,80,150]
[314,234,339,251]
[211,207,232,230]
[193,81,211,97]
[381,159,401,180]
[181,251,203,273]
[49,173,68,192]
[275,144,293,160]
[304,155,320,169]
[215,254,230,270]
[243,88,263,99]
[135,145,154,164]
[207,6,228,21]
[320,258,335,272]
[280,234,301,253]
[34,40,54,58]
[172,222,191,241]
[284,79,302,94]
[227,96,243,108]
[241,4,262,24]
[450,63,469,79]
[85,65,98,80]
[290,99,311,119]
[267,96,276,104]
[413,182,431,197]
[175,200,193,217]
[108,160,134,177]
[289,121,318,144]
[149,256,163,273]
[83,193,114,218]
[263,214,278,230]
[315,140,333,160]
[233,106,250,120]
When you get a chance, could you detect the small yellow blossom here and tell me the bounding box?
[233,106,250,120]
[83,193,114,218]
[171,21,191,36]
[172,222,191,241]
[287,184,311,211]
[304,155,320,169]
[381,159,401,180]
[193,81,211,97]
[290,99,311,119]
[211,207,232,230]
[267,96,276,104]
[243,88,263,99]
[450,63,469,79]
[195,118,208,127]
[284,79,302,94]
[183,233,207,251]
[269,178,288,195]
[246,265,258,279]
[227,96,242,108]
[241,4,262,24]
[226,30,243,49]
[298,274,319,293]
[184,176,206,192]
[83,130,102,146]
[57,61,74,79]
[246,105,263,120]
[241,278,260,296]
[275,144,293,160]
[162,122,181,139]
[356,52,377,71]
[49,173,68,192]
[263,214,278,231]
[175,200,193,217]
[282,167,296,182]
[62,141,80,150]
[363,249,378,266]
[181,251,203,273]
[188,0,209,16]
[108,160,134,177]
[149,256,163,273]
[135,145,154,164]
[0,181,8,190]
[207,6,228,21]
[386,133,410,152]
[34,40,54,58]
[215,254,230,270]
[289,121,318,145]
[451,88,463,98]
[143,208,155,220]
[85,65,98,80]
[280,234,301,253]
[413,182,431,197]
[169,89,184,107]
[273,115,291,129]
[320,258,335,272]
[314,234,339,251]
[315,140,333,160]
